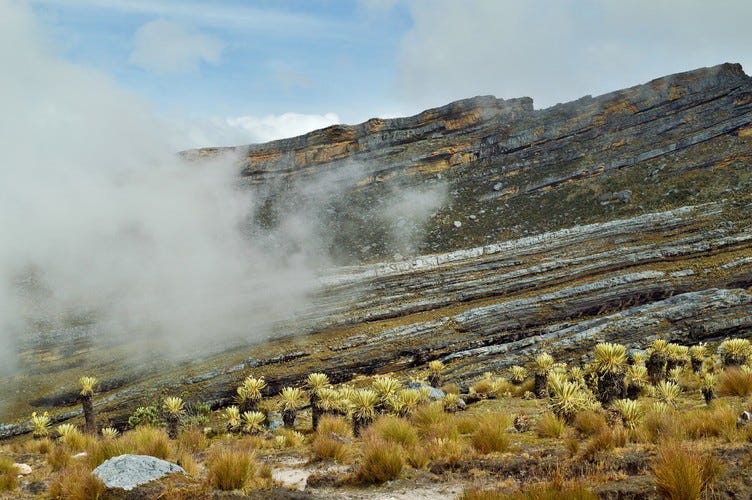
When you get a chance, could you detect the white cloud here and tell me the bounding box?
[167,112,342,150]
[395,0,752,110]
[129,19,223,75]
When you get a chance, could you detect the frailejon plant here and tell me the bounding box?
[592,342,627,404]
[689,344,707,373]
[224,406,242,433]
[350,388,379,436]
[241,411,265,435]
[626,364,649,400]
[534,353,555,398]
[655,380,682,407]
[306,372,330,430]
[279,387,306,429]
[236,376,266,413]
[701,373,716,405]
[719,338,752,367]
[509,365,528,385]
[548,375,594,422]
[665,343,689,372]
[646,339,669,384]
[372,376,402,412]
[100,427,119,440]
[30,411,51,439]
[162,396,185,439]
[613,399,643,429]
[427,360,444,388]
[79,376,98,435]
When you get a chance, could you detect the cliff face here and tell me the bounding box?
[3,64,752,435]
[191,63,752,262]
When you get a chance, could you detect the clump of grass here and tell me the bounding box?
[470,413,511,454]
[573,410,607,437]
[579,427,615,461]
[536,413,566,438]
[681,404,737,440]
[56,423,88,451]
[0,456,17,492]
[355,439,403,484]
[426,437,467,466]
[120,426,173,459]
[206,446,261,492]
[178,426,208,453]
[636,406,683,443]
[47,464,105,500]
[652,442,723,499]
[717,367,752,396]
[47,445,72,471]
[311,415,353,463]
[370,415,418,448]
[411,402,458,440]
[86,438,125,469]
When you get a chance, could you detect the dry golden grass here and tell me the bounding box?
[369,415,419,448]
[636,408,684,443]
[0,456,17,493]
[651,442,723,499]
[47,444,72,471]
[470,413,511,454]
[47,463,105,500]
[464,480,597,500]
[120,425,174,459]
[86,438,125,469]
[25,437,52,454]
[206,446,259,491]
[178,426,209,453]
[536,413,566,438]
[573,410,607,437]
[579,427,615,461]
[681,404,737,440]
[717,367,752,396]
[412,402,459,440]
[312,414,353,462]
[355,438,403,484]
[175,449,200,476]
[405,443,430,469]
[426,436,468,466]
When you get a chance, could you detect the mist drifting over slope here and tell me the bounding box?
[0,2,447,373]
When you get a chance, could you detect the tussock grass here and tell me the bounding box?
[178,426,209,453]
[0,456,17,492]
[470,413,511,454]
[355,439,403,484]
[652,442,723,499]
[717,367,752,396]
[206,446,260,491]
[47,464,105,500]
[579,427,615,461]
[573,410,607,437]
[636,408,683,443]
[369,415,418,448]
[536,413,566,438]
[426,437,468,466]
[119,425,174,459]
[682,404,737,439]
[312,415,353,462]
[412,402,458,440]
[47,445,72,471]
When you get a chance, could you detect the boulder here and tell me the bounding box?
[92,454,185,491]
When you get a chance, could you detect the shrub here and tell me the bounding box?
[356,439,403,484]
[652,442,723,499]
[471,414,511,454]
[0,456,17,492]
[47,464,105,500]
[536,413,566,438]
[206,446,259,491]
[717,367,752,396]
[128,405,163,429]
[370,415,418,448]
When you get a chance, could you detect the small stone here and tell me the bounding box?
[453,221,462,228]
[13,463,31,475]
[493,182,503,191]
[468,214,477,220]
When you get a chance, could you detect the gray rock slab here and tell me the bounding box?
[92,454,185,491]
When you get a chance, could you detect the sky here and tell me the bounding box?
[18,0,752,148]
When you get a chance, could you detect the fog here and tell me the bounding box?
[0,2,445,371]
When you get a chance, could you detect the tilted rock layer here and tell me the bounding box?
[2,63,751,435]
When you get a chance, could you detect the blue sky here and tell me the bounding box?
[19,0,752,147]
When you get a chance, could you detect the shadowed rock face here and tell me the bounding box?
[2,63,752,437]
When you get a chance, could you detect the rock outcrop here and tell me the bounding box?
[92,455,185,492]
[1,63,751,435]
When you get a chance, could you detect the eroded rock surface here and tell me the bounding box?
[92,454,185,491]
